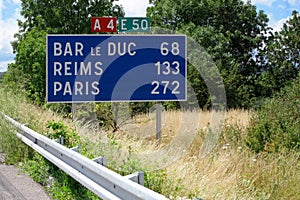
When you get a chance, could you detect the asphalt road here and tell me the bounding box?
[0,164,51,200]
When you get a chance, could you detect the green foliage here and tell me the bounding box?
[246,74,300,153]
[48,172,100,200]
[22,153,99,200]
[0,72,5,83]
[221,123,244,147]
[130,102,155,117]
[46,120,80,148]
[257,11,300,97]
[15,28,47,104]
[144,170,184,197]
[114,154,141,176]
[0,86,33,164]
[94,103,115,130]
[3,63,26,91]
[0,85,171,199]
[20,119,100,199]
[147,2,294,111]
[17,0,124,34]
[5,0,124,105]
[144,170,168,194]
[0,118,34,164]
[4,27,47,104]
[22,153,52,185]
[94,102,156,131]
[148,0,271,108]
[43,103,72,118]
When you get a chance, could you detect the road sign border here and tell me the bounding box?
[46,34,187,103]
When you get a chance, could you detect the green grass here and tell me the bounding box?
[0,85,32,164]
[1,83,300,199]
[0,85,100,199]
[0,84,170,199]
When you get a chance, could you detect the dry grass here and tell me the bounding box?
[112,109,299,199]
[18,102,62,132]
[117,109,251,153]
[165,148,300,199]
[11,102,300,199]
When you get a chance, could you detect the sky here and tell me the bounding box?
[0,0,299,72]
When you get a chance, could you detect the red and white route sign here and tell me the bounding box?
[91,17,117,33]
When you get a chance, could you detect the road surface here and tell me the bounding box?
[0,163,51,200]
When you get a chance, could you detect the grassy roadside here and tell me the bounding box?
[0,85,32,164]
[0,85,99,199]
[0,84,299,199]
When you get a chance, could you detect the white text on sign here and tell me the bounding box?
[53,42,137,57]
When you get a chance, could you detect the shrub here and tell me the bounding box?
[246,74,300,153]
[46,120,81,148]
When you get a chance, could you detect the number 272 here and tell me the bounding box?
[151,81,180,95]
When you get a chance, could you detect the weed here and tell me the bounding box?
[46,120,81,148]
[1,83,300,199]
[246,75,300,153]
[0,114,33,164]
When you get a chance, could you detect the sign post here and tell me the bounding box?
[155,103,162,141]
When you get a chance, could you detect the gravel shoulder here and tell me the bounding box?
[0,155,51,200]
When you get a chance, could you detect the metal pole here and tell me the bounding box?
[155,103,162,140]
[72,103,77,121]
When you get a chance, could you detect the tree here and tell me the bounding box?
[17,0,124,34]
[147,0,271,108]
[6,0,124,104]
[257,11,300,97]
[13,28,47,103]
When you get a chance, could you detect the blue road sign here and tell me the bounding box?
[46,35,186,102]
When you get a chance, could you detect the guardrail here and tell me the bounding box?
[3,114,167,200]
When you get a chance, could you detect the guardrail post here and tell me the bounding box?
[70,145,81,152]
[55,136,64,145]
[92,156,107,167]
[124,171,144,186]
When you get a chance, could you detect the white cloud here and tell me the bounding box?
[0,1,21,71]
[269,14,291,32]
[251,0,276,6]
[278,4,287,9]
[285,0,298,6]
[0,60,13,72]
[0,15,19,53]
[113,0,149,17]
[8,0,20,4]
